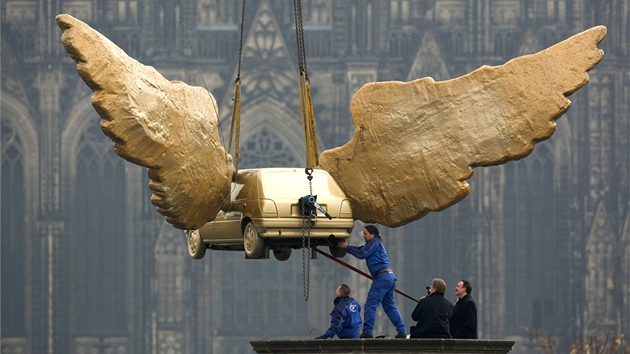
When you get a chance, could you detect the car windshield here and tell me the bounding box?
[259,169,345,198]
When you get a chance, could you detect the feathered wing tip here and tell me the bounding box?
[319,26,606,228]
[57,14,235,230]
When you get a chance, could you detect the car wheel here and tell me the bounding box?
[186,229,206,259]
[273,248,292,261]
[243,221,264,258]
[329,245,346,258]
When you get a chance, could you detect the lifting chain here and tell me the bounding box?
[292,0,307,76]
[294,0,319,301]
[301,167,314,301]
[236,0,246,81]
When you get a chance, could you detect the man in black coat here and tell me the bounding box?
[410,278,453,338]
[449,279,478,339]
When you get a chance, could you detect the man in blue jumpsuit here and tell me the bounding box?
[338,225,407,338]
[315,284,362,339]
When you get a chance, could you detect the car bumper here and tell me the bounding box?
[253,217,354,238]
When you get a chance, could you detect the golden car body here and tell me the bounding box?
[185,168,354,260]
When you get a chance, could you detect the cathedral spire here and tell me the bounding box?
[406,29,450,82]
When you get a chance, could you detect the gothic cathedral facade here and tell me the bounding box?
[1,0,628,353]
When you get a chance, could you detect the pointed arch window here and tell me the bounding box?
[72,123,127,336]
[588,75,614,202]
[585,204,617,328]
[1,119,26,337]
[301,0,333,57]
[304,0,332,26]
[158,1,181,54]
[390,0,411,23]
[504,145,555,333]
[197,0,239,27]
[453,32,464,57]
[116,0,139,24]
[351,1,373,54]
[494,33,505,57]
[2,21,36,61]
[401,209,457,279]
[196,0,240,58]
[493,32,518,58]
[155,228,185,324]
[240,127,298,169]
[442,31,466,58]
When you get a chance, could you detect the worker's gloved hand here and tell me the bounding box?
[314,335,326,339]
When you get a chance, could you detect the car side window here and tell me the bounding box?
[230,183,245,202]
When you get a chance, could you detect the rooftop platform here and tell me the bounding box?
[251,338,515,353]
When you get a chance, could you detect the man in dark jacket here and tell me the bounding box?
[410,278,454,338]
[338,225,407,338]
[315,284,362,339]
[449,279,478,339]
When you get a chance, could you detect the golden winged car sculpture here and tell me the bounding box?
[57,14,605,230]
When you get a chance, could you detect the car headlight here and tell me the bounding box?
[260,199,278,216]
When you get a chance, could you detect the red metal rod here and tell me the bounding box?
[315,248,418,303]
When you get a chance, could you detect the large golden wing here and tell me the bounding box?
[319,26,606,228]
[57,14,234,230]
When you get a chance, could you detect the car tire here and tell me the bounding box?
[329,245,346,258]
[273,248,292,261]
[243,221,264,258]
[186,229,206,259]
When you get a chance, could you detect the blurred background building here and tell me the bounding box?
[1,0,628,353]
